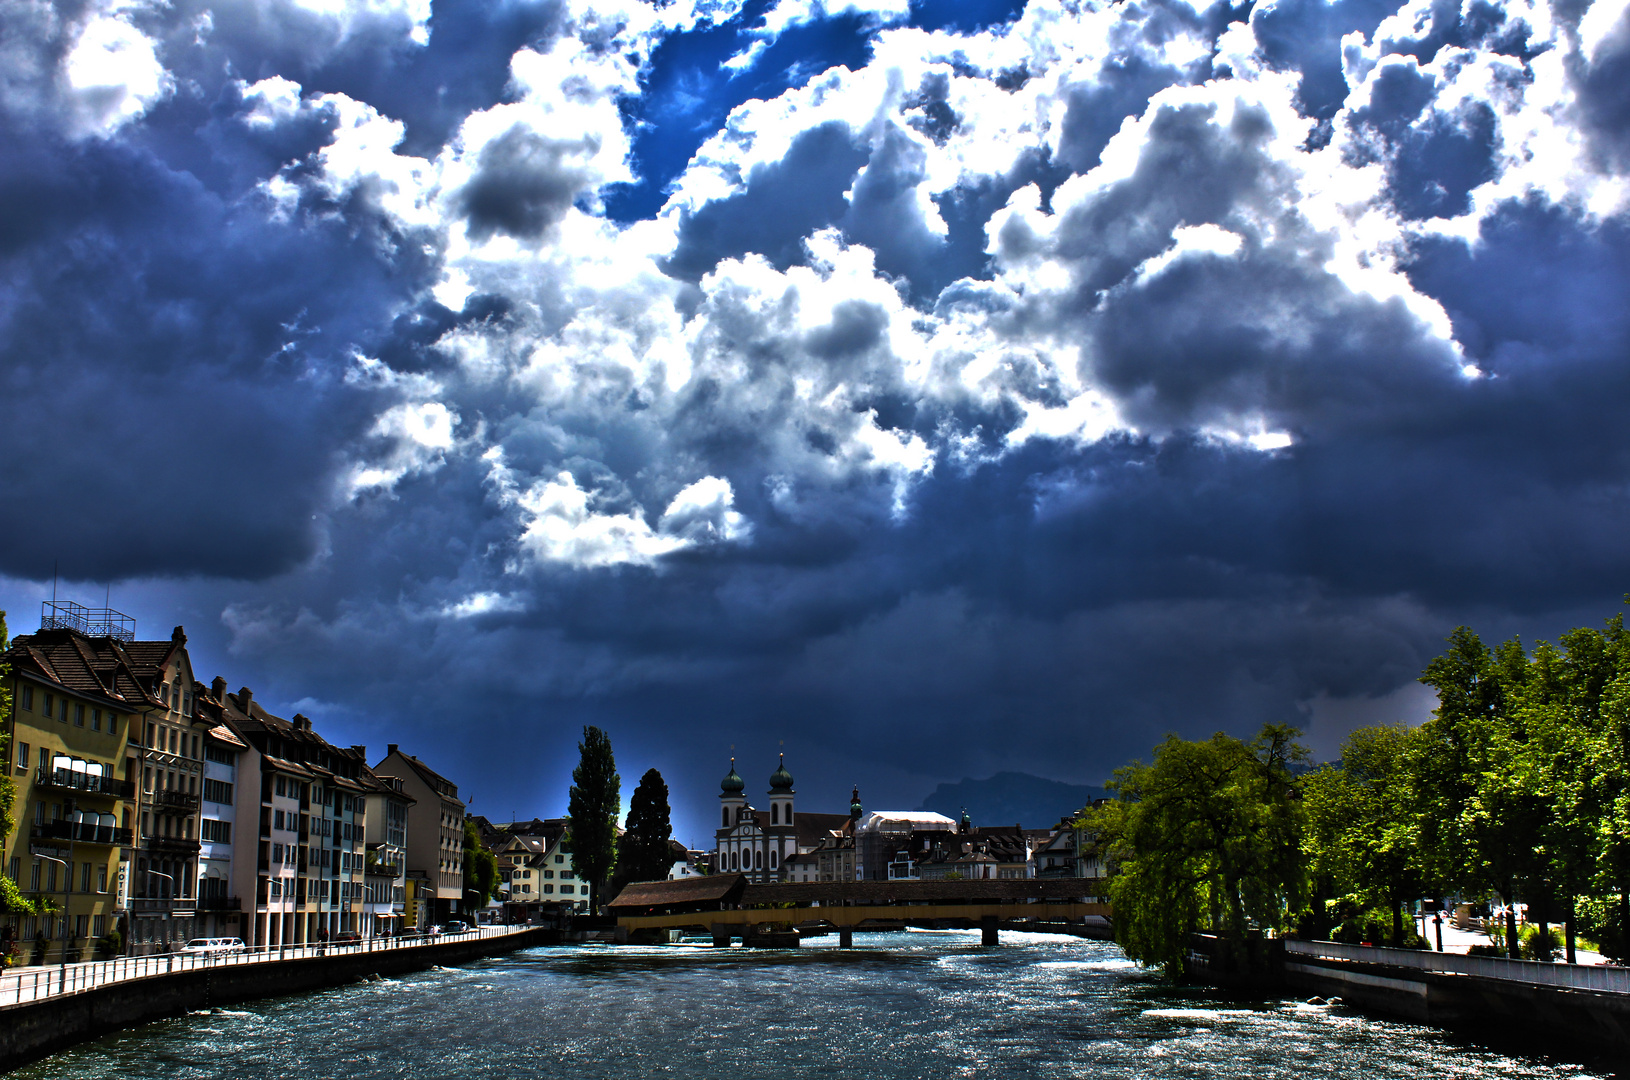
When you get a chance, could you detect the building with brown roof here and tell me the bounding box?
[373,745,465,923]
[121,625,215,952]
[212,683,377,946]
[1,603,148,965]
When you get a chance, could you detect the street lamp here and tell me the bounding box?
[32,852,71,992]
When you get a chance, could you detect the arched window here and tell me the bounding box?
[754,849,762,870]
[769,850,778,869]
[785,808,793,826]
[770,804,779,825]
[731,850,739,870]
[723,807,729,828]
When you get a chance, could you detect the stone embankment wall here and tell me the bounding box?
[1191,936,1630,1057]
[0,928,558,1072]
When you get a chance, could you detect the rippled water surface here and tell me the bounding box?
[14,931,1619,1078]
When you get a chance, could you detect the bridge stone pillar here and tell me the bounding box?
[980,916,999,947]
[711,924,734,948]
[838,926,853,948]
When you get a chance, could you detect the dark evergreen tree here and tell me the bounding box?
[567,726,620,912]
[615,769,674,892]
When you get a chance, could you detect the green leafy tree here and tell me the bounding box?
[613,768,673,896]
[567,726,620,913]
[1088,724,1309,979]
[1303,725,1435,946]
[0,613,42,943]
[462,818,501,908]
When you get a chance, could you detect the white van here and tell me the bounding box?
[180,937,245,956]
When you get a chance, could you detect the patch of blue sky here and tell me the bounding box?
[602,0,1029,223]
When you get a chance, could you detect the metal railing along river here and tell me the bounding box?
[1286,938,1630,994]
[0,924,536,1009]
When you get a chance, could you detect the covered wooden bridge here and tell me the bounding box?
[607,875,1113,947]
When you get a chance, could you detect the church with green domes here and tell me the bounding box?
[713,755,857,883]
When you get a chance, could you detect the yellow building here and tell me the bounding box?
[2,603,155,965]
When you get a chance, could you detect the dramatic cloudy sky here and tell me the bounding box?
[3,0,1629,843]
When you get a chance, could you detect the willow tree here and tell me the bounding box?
[1089,724,1308,979]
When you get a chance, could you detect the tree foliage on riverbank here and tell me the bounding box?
[1307,611,1630,962]
[567,726,620,913]
[1092,601,1630,977]
[1086,725,1309,978]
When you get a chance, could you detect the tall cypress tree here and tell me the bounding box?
[567,726,620,913]
[616,769,674,890]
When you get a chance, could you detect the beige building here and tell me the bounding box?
[373,746,465,923]
[1,603,148,965]
[123,626,209,951]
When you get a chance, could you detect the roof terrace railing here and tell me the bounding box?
[39,601,135,643]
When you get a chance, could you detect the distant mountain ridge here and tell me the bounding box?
[916,772,1106,830]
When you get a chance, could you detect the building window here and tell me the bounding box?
[43,693,55,720]
[73,704,84,726]
[202,819,231,843]
[16,743,28,772]
[98,865,108,893]
[555,854,564,864]
[771,804,778,825]
[91,709,101,732]
[29,860,40,892]
[770,850,778,869]
[560,885,574,894]
[204,744,236,766]
[6,857,16,883]
[19,685,32,711]
[80,862,91,892]
[93,915,107,937]
[74,914,89,939]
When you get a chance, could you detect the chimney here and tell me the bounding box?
[211,676,227,699]
[171,626,186,644]
[387,743,399,756]
[238,688,253,709]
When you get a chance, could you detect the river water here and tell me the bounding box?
[12,931,1620,1078]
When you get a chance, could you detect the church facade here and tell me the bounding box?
[713,756,854,883]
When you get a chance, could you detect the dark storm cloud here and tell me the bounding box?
[663,120,870,280]
[7,0,1630,836]
[459,123,600,241]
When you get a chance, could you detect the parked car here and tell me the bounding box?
[334,931,362,944]
[443,920,469,934]
[180,937,244,956]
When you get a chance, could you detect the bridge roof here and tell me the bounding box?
[609,874,747,913]
[742,879,1103,905]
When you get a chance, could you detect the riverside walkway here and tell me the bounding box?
[0,924,534,1008]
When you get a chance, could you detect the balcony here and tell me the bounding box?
[141,835,202,856]
[195,895,242,911]
[150,789,201,813]
[34,767,136,798]
[31,820,133,846]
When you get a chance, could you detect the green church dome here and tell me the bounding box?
[769,753,795,791]
[721,758,745,795]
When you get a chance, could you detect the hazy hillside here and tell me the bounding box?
[916,773,1105,830]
